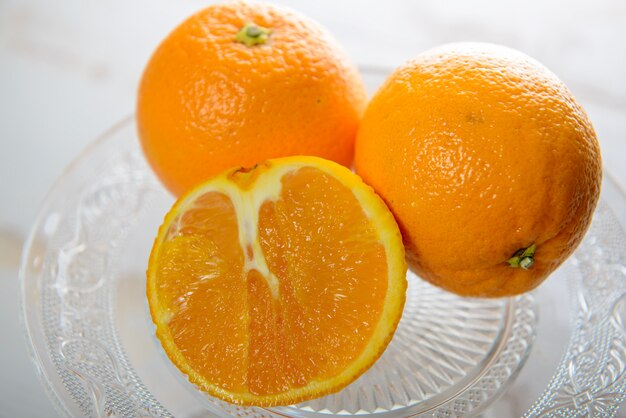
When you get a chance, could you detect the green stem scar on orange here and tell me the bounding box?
[235,22,272,46]
[507,244,537,269]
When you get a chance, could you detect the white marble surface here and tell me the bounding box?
[1,0,625,416]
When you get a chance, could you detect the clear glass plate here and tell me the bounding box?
[20,71,626,417]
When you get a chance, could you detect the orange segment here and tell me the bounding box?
[152,192,248,393]
[147,156,407,406]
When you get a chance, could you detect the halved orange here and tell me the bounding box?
[147,156,407,406]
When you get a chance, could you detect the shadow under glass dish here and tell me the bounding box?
[20,69,626,417]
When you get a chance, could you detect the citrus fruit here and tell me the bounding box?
[137,2,366,196]
[147,156,407,406]
[354,42,602,297]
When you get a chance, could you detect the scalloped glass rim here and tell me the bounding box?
[20,99,626,418]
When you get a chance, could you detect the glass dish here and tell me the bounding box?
[21,70,626,417]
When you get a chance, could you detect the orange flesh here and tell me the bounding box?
[153,167,388,397]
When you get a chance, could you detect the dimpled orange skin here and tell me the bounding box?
[137,1,366,196]
[355,43,602,297]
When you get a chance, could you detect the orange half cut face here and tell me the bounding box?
[147,156,407,406]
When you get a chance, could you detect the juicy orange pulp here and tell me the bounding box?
[147,157,407,406]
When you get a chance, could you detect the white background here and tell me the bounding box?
[1,0,625,416]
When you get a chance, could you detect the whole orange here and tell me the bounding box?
[137,1,366,196]
[355,43,602,297]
